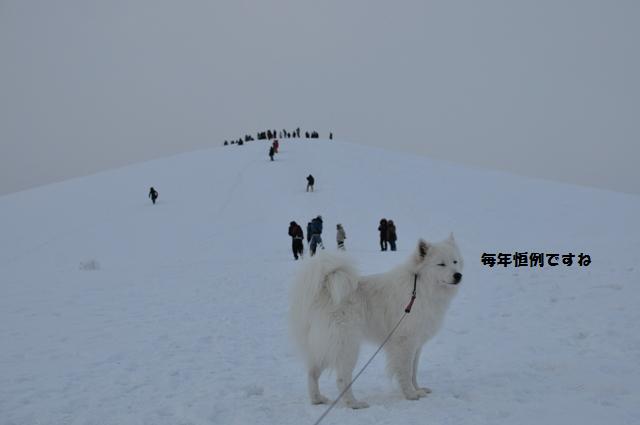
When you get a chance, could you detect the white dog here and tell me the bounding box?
[289,234,463,408]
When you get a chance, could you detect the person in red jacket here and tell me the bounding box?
[288,221,304,260]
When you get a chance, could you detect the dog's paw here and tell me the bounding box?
[311,395,330,405]
[416,387,432,397]
[403,390,421,400]
[346,400,369,409]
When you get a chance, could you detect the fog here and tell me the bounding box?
[1,0,638,195]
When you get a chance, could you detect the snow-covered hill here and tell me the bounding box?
[1,139,639,425]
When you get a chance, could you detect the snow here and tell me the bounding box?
[1,139,639,425]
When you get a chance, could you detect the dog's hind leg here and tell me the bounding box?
[308,366,330,405]
[335,341,369,409]
[336,365,369,408]
[411,347,432,398]
[386,339,421,400]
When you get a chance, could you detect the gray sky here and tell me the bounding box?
[1,0,638,196]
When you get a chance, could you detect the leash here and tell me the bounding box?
[404,274,418,313]
[312,274,419,425]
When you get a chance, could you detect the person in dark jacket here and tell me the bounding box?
[387,220,397,251]
[309,215,324,255]
[288,221,304,260]
[336,223,346,250]
[269,146,275,161]
[149,187,158,204]
[378,218,388,251]
[306,174,315,192]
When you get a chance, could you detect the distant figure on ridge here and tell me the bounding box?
[269,146,275,161]
[378,218,388,251]
[387,220,397,251]
[336,223,346,250]
[306,174,315,192]
[149,187,158,205]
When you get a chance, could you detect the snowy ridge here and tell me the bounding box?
[1,139,639,425]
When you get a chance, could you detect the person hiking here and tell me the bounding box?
[288,221,304,260]
[306,174,315,192]
[378,218,388,251]
[336,223,346,250]
[273,139,279,153]
[269,146,275,161]
[309,215,324,256]
[387,220,397,251]
[149,187,158,204]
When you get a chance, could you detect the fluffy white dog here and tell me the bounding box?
[289,234,463,408]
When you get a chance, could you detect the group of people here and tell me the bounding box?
[259,128,301,140]
[258,128,329,140]
[224,128,333,146]
[150,187,396,260]
[223,134,254,146]
[287,218,400,260]
[378,218,397,251]
[288,217,347,260]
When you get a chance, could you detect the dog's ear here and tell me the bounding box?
[414,239,430,264]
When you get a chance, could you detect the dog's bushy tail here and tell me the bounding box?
[289,251,359,357]
[292,251,358,306]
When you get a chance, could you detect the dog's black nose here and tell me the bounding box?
[453,273,462,283]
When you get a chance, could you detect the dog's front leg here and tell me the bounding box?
[387,340,421,400]
[412,347,432,398]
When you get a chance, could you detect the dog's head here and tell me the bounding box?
[413,233,464,287]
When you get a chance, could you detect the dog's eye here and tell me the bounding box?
[438,263,446,267]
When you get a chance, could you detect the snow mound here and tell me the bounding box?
[1,139,639,425]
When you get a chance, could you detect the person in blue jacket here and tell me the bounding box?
[309,216,324,255]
